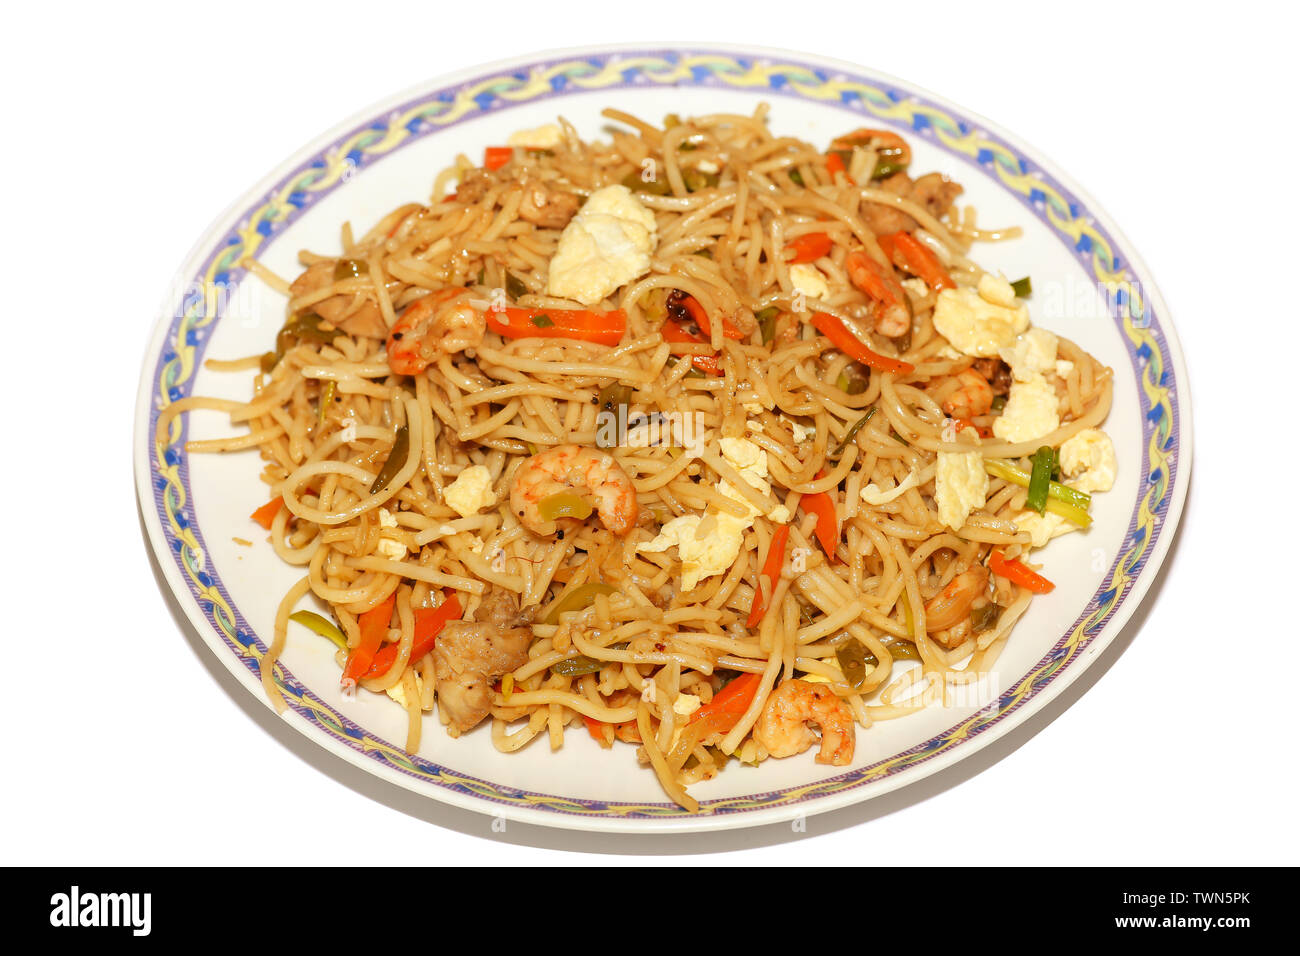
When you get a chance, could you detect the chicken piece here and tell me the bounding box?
[516,177,580,229]
[433,588,533,733]
[288,261,387,339]
[912,172,963,221]
[863,171,963,235]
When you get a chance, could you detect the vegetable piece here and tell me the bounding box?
[688,672,761,734]
[1010,276,1033,298]
[333,258,366,281]
[877,231,956,292]
[830,407,876,458]
[551,655,606,677]
[787,168,805,187]
[784,232,833,264]
[746,524,790,628]
[756,306,780,345]
[596,383,632,414]
[661,317,723,375]
[970,603,1003,635]
[483,146,513,170]
[802,475,839,561]
[620,169,672,196]
[537,492,593,523]
[318,379,336,427]
[363,592,463,680]
[988,548,1056,594]
[486,307,626,346]
[1026,446,1056,515]
[683,169,720,192]
[289,610,348,652]
[830,129,912,176]
[504,272,528,301]
[883,639,921,662]
[341,591,397,689]
[544,582,618,625]
[983,458,1092,526]
[824,151,852,184]
[834,638,875,690]
[369,423,410,495]
[250,496,284,530]
[674,291,744,341]
[811,312,915,375]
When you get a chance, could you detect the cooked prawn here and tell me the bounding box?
[753,678,855,766]
[846,249,912,338]
[386,288,486,375]
[509,444,639,537]
[924,564,989,632]
[941,368,994,419]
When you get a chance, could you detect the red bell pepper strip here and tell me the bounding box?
[811,312,914,375]
[361,592,463,680]
[878,231,956,292]
[746,524,790,628]
[989,549,1056,594]
[250,497,283,530]
[486,307,626,347]
[483,146,513,170]
[803,476,839,562]
[785,232,833,264]
[341,591,397,689]
[688,672,762,735]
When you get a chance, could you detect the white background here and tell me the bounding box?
[4,0,1295,865]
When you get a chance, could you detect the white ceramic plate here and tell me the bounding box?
[135,44,1190,832]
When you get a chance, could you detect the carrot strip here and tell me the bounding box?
[803,480,839,562]
[688,672,762,735]
[483,146,512,170]
[662,317,724,375]
[486,307,625,347]
[825,151,852,184]
[784,232,833,264]
[341,591,397,689]
[361,592,463,680]
[680,293,744,341]
[811,312,914,375]
[250,497,283,530]
[746,524,790,628]
[989,549,1056,594]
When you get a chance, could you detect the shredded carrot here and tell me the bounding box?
[811,312,914,375]
[784,232,833,264]
[483,146,513,171]
[688,672,762,735]
[250,497,283,530]
[486,307,625,346]
[746,525,790,628]
[341,591,397,688]
[989,549,1055,594]
[879,230,955,292]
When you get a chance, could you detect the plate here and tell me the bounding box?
[134,44,1190,832]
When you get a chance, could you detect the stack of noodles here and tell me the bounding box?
[158,105,1114,811]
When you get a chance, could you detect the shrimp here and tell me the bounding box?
[386,288,485,375]
[941,368,994,419]
[289,261,388,339]
[924,564,989,632]
[753,678,855,766]
[509,444,639,537]
[846,249,912,338]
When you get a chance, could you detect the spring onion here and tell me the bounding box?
[1010,276,1033,298]
[834,638,876,690]
[984,458,1092,526]
[289,610,348,652]
[1026,446,1056,515]
[830,407,877,458]
[970,604,1003,635]
[505,272,527,301]
[756,306,780,345]
[368,423,409,494]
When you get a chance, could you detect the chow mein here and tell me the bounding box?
[158,105,1116,811]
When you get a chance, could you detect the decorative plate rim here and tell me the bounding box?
[134,42,1191,833]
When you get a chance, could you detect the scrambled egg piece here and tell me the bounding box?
[1060,428,1117,493]
[640,439,788,591]
[1000,328,1059,382]
[385,672,424,708]
[1014,509,1074,548]
[935,450,988,530]
[443,465,496,517]
[506,123,563,149]
[992,374,1060,443]
[672,693,702,717]
[546,185,656,305]
[932,273,1030,357]
[789,263,830,300]
[375,507,407,560]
